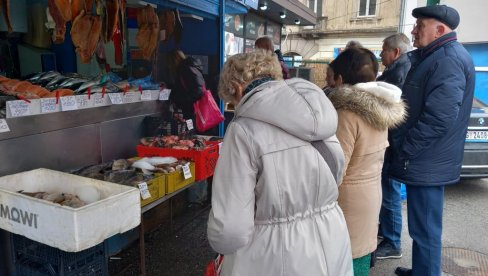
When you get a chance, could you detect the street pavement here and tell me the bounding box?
[371,177,488,276]
[110,178,488,275]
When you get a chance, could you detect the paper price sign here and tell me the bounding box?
[182,163,192,179]
[137,182,152,200]
[159,89,171,101]
[93,94,108,106]
[0,119,10,133]
[7,100,31,117]
[186,119,194,130]
[40,98,58,113]
[141,90,153,101]
[108,93,124,104]
[60,96,78,111]
[76,95,90,109]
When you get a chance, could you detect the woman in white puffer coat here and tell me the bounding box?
[207,50,353,276]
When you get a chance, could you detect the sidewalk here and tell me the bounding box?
[109,179,488,275]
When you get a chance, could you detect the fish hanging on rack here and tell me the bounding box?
[0,0,13,33]
[136,5,159,60]
[71,10,102,63]
[47,0,71,43]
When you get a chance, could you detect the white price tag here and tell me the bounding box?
[60,96,78,111]
[159,89,171,101]
[93,93,109,106]
[108,93,124,104]
[137,182,152,200]
[40,98,58,113]
[182,163,192,179]
[76,95,91,109]
[0,119,10,133]
[141,90,153,101]
[123,92,141,103]
[186,119,194,130]
[7,100,31,117]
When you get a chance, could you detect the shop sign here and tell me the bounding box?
[0,119,10,133]
[0,203,38,229]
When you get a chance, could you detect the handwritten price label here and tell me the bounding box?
[186,119,194,130]
[123,92,140,103]
[76,95,91,109]
[40,98,58,113]
[159,89,171,101]
[108,93,123,104]
[0,119,10,133]
[93,94,108,106]
[7,100,31,117]
[60,96,78,111]
[137,182,152,200]
[141,90,153,101]
[182,163,192,179]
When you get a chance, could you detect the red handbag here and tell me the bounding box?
[193,87,224,132]
[204,254,224,276]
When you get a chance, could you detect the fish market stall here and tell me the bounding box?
[0,0,249,275]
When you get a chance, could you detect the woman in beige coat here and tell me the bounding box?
[207,50,353,275]
[327,47,406,275]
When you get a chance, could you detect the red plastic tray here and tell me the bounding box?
[136,141,220,181]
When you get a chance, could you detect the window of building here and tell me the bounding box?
[358,0,376,17]
[307,0,322,16]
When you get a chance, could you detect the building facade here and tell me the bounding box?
[282,0,406,60]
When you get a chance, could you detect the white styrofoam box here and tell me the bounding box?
[0,168,140,252]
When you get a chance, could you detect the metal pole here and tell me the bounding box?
[218,0,226,137]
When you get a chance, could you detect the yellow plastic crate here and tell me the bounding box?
[162,162,195,194]
[139,175,166,207]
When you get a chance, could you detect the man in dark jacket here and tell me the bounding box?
[168,50,205,119]
[390,5,475,276]
[376,33,411,260]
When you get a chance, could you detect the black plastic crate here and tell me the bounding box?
[11,234,107,276]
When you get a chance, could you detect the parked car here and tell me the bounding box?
[461,97,488,178]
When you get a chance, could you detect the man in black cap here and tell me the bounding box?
[387,4,475,276]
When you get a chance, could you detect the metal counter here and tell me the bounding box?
[0,101,166,176]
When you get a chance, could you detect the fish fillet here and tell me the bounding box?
[136,5,159,60]
[48,0,68,43]
[71,10,102,63]
[105,0,119,42]
[71,0,85,21]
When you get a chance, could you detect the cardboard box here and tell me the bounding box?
[0,168,140,252]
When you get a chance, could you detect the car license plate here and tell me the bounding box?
[466,130,488,141]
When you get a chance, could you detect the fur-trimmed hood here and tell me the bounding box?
[328,81,406,130]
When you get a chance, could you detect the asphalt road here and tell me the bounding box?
[371,178,488,276]
[110,178,488,276]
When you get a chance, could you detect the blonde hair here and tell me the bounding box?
[218,50,283,104]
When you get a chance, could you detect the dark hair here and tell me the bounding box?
[330,48,379,85]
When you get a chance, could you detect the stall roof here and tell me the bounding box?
[253,0,316,26]
[129,0,248,18]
